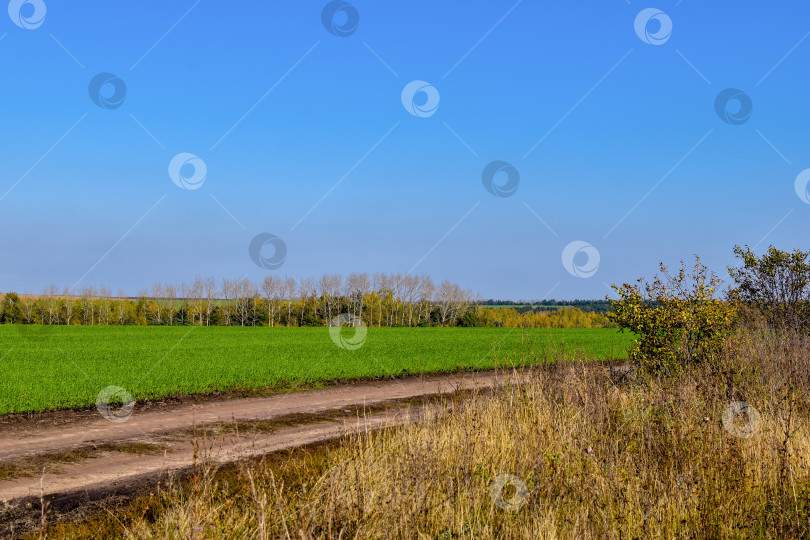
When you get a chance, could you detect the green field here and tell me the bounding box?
[0,326,633,414]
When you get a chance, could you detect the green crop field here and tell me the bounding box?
[0,326,634,414]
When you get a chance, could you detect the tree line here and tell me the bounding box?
[0,273,613,328]
[478,299,613,314]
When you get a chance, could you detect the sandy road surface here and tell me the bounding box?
[0,407,423,502]
[0,370,512,502]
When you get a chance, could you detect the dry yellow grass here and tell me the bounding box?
[40,331,810,539]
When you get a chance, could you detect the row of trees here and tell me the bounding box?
[0,274,469,328]
[478,299,613,314]
[0,273,613,329]
[483,306,612,328]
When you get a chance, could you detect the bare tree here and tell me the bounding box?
[62,286,75,325]
[189,277,206,326]
[449,284,472,324]
[147,282,163,324]
[164,284,177,326]
[98,285,112,325]
[372,273,392,327]
[380,273,396,326]
[180,282,191,325]
[419,276,435,326]
[319,274,342,325]
[221,279,235,326]
[390,273,411,326]
[346,272,370,322]
[233,277,257,326]
[283,276,296,326]
[43,283,59,324]
[18,294,36,323]
[80,286,96,325]
[115,289,129,325]
[400,275,418,327]
[262,275,281,327]
[204,277,217,326]
[298,278,316,325]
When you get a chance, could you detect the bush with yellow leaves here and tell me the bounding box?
[609,256,737,374]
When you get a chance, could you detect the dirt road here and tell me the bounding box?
[0,370,512,503]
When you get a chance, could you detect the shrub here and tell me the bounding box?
[728,245,810,333]
[0,292,21,323]
[609,257,736,374]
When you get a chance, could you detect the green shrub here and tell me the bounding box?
[609,257,736,374]
[728,245,810,333]
[0,292,21,323]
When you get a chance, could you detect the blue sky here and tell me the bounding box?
[0,0,808,300]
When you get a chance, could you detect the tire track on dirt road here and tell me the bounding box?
[0,370,517,502]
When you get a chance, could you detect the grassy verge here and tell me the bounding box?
[30,330,810,538]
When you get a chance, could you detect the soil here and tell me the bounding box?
[0,370,514,504]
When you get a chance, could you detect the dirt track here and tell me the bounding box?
[0,370,511,503]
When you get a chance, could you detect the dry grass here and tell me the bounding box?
[37,331,810,539]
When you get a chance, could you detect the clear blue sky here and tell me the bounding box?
[0,0,808,300]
